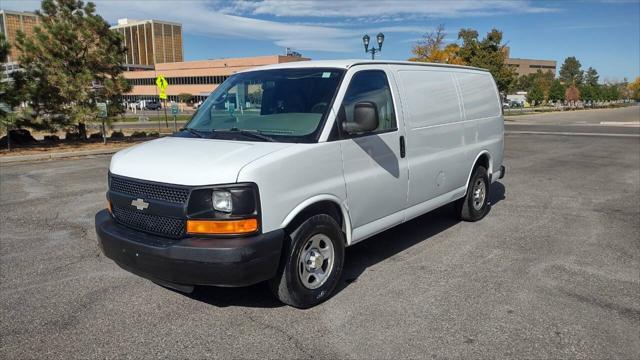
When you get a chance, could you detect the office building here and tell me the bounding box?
[122,55,310,103]
[110,18,183,68]
[504,47,557,77]
[0,10,40,63]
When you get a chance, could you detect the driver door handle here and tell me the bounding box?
[399,136,406,158]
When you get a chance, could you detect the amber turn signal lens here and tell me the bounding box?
[107,201,112,214]
[186,219,258,235]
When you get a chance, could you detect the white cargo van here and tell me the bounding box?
[95,60,505,308]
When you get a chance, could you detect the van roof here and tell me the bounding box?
[238,59,489,73]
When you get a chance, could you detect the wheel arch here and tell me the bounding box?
[464,150,492,194]
[280,195,352,245]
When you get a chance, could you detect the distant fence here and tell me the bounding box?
[504,100,637,115]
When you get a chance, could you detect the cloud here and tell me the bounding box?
[0,0,557,53]
[1,0,429,53]
[225,0,559,18]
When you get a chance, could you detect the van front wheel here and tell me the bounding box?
[455,165,490,221]
[269,214,345,308]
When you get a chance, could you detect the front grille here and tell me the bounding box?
[110,175,190,204]
[112,206,185,238]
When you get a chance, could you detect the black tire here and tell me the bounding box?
[455,165,490,222]
[269,214,345,308]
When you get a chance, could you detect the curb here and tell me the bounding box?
[0,146,128,164]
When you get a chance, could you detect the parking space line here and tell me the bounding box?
[506,130,640,138]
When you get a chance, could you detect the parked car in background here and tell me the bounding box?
[145,101,161,110]
[95,60,506,308]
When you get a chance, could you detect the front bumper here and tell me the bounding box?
[95,210,284,287]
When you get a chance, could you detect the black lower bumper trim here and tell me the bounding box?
[95,210,284,287]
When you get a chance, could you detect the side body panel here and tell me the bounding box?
[236,142,347,236]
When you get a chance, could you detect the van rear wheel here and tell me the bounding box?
[455,165,490,221]
[269,214,345,308]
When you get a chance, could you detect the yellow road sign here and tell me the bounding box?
[156,75,168,100]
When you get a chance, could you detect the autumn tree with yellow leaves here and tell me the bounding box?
[409,25,464,65]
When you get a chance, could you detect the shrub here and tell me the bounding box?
[89,132,103,139]
[0,129,37,147]
[110,130,125,138]
[43,135,60,142]
[130,131,147,138]
[65,131,85,141]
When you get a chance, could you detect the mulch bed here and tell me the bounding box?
[0,137,153,157]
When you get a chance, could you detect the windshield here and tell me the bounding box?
[184,68,345,143]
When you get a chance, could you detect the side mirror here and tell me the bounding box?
[342,101,379,134]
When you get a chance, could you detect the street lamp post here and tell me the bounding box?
[363,33,385,60]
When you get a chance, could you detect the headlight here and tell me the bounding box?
[186,184,260,236]
[212,190,233,213]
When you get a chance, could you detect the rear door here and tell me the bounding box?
[337,66,408,241]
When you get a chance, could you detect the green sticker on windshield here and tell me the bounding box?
[322,72,331,78]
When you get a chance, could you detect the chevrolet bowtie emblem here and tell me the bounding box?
[131,198,149,211]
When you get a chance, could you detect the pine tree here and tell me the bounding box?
[457,28,517,94]
[0,33,28,140]
[16,0,130,133]
[559,57,583,86]
[584,67,599,86]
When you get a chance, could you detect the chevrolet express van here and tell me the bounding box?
[95,60,505,308]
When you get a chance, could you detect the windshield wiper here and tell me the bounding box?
[179,128,209,138]
[220,128,276,142]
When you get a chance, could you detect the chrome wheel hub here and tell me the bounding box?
[298,234,334,289]
[472,179,486,211]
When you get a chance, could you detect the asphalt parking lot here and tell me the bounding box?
[1,108,639,358]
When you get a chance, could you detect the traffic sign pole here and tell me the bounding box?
[155,75,170,135]
[164,99,168,128]
[171,103,179,132]
[97,102,108,144]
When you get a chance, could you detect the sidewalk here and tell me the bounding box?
[0,145,129,164]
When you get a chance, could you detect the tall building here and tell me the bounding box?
[110,18,183,68]
[0,10,40,63]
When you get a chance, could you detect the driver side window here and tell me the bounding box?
[339,70,397,135]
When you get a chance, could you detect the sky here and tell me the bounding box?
[3,0,639,82]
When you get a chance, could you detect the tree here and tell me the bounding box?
[617,79,632,100]
[548,79,565,102]
[16,0,130,134]
[0,32,29,148]
[559,56,583,86]
[514,70,554,102]
[584,67,599,86]
[580,84,598,102]
[409,24,464,65]
[601,85,619,101]
[526,82,544,105]
[178,93,193,104]
[456,28,517,94]
[628,77,640,101]
[565,85,580,102]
